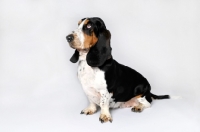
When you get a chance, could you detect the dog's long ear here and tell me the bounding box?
[70,50,79,63]
[86,30,111,67]
[89,17,106,37]
[94,18,106,33]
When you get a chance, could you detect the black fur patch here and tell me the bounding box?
[99,58,151,102]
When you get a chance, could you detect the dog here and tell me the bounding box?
[66,17,169,123]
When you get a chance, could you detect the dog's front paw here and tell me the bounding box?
[99,114,112,123]
[80,107,97,115]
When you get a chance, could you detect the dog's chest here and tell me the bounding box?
[77,58,107,105]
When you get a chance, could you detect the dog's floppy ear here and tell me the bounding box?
[86,30,111,67]
[89,17,106,37]
[94,18,106,33]
[70,50,79,63]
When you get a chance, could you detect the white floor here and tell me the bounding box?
[0,78,199,132]
[0,0,200,132]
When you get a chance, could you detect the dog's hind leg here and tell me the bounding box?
[131,96,151,112]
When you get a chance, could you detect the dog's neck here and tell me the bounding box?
[78,49,89,61]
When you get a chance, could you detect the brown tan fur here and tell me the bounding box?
[120,95,142,108]
[82,19,98,49]
[83,32,98,49]
[78,20,82,25]
[83,19,89,25]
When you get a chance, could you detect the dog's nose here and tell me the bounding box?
[66,34,74,42]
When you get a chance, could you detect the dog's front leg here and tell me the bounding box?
[99,90,112,123]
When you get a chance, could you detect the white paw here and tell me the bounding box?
[80,107,97,115]
[99,113,112,123]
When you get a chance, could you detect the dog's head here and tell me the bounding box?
[66,17,111,64]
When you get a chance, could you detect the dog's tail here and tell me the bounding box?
[150,93,182,100]
[150,93,169,99]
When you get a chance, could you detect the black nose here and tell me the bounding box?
[66,34,74,42]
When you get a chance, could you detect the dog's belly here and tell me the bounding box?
[77,60,139,108]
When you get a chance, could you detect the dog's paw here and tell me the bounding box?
[99,114,112,123]
[131,104,144,113]
[80,107,97,115]
[131,107,143,112]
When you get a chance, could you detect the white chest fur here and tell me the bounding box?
[77,51,107,105]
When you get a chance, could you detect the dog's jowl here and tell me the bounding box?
[66,17,169,123]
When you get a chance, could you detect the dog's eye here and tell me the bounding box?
[87,24,92,29]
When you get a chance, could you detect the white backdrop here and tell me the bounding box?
[0,0,200,132]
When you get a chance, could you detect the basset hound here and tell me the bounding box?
[66,17,169,123]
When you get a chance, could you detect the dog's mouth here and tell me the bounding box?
[67,36,94,52]
[66,34,83,50]
[69,43,76,49]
